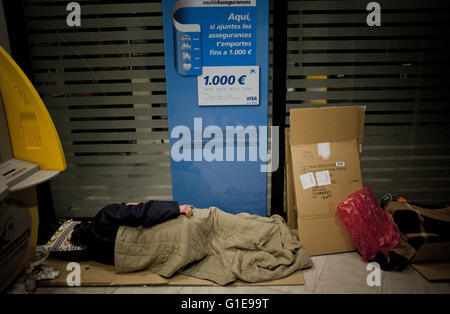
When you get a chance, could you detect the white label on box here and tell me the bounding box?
[300,172,317,190]
[336,162,345,167]
[198,66,260,106]
[315,170,331,187]
[317,142,331,160]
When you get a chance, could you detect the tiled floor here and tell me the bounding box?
[5,252,450,294]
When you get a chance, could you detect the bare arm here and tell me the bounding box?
[179,205,193,217]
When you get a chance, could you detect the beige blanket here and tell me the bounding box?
[114,207,312,285]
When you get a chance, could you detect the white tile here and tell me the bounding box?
[300,254,329,292]
[242,286,287,294]
[178,286,213,294]
[210,286,250,294]
[381,266,450,294]
[313,252,382,294]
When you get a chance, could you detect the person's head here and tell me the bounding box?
[70,221,92,246]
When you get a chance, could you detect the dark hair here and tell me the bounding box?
[70,221,91,246]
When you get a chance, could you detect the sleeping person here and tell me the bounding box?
[70,202,312,285]
[69,200,193,265]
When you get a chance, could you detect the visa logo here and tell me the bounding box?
[247,96,258,101]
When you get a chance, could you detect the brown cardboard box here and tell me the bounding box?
[410,242,450,281]
[285,128,297,229]
[288,106,366,256]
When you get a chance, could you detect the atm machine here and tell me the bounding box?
[0,46,66,292]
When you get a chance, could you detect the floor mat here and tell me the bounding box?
[38,257,305,287]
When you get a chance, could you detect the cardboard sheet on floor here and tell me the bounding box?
[412,262,450,281]
[38,258,305,287]
[410,242,450,281]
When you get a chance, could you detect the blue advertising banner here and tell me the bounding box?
[162,0,269,215]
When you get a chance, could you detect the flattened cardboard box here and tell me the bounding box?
[285,128,297,229]
[410,242,450,281]
[289,106,366,256]
[39,258,305,287]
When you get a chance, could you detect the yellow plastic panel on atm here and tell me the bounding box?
[0,46,66,171]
